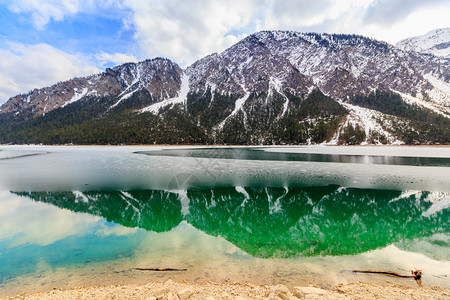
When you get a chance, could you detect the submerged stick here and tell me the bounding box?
[134,267,187,271]
[353,270,422,280]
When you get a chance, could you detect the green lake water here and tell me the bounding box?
[0,146,449,296]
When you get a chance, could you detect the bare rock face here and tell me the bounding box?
[229,31,446,100]
[186,33,315,97]
[112,58,182,100]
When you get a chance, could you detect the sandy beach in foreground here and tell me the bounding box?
[3,280,449,300]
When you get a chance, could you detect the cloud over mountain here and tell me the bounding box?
[0,41,100,101]
[0,0,449,103]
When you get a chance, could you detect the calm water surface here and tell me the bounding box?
[0,146,449,296]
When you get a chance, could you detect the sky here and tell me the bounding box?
[0,0,449,104]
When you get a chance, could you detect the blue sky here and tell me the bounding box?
[0,0,449,104]
[0,4,135,60]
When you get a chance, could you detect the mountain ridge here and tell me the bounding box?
[0,57,182,121]
[1,30,449,145]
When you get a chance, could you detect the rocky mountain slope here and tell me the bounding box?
[0,58,181,120]
[396,27,450,59]
[1,30,449,145]
[187,31,447,101]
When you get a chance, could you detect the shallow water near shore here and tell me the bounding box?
[0,145,449,296]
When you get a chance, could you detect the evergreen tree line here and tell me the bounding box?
[0,88,448,145]
[350,90,450,144]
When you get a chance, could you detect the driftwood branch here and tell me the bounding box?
[134,267,187,271]
[353,270,422,280]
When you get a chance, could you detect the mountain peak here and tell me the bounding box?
[0,57,182,120]
[248,30,390,48]
[396,27,450,58]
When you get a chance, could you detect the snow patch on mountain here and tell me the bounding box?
[111,90,136,109]
[141,72,190,114]
[339,102,402,145]
[394,90,450,118]
[269,77,290,119]
[396,28,450,58]
[424,75,450,112]
[122,64,142,89]
[63,87,88,107]
[217,91,250,130]
[109,64,144,109]
[425,74,450,94]
[87,89,98,97]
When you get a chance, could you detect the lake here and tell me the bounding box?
[0,145,449,296]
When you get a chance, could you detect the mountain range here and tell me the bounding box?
[1,29,449,145]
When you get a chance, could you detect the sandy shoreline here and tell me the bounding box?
[2,279,449,300]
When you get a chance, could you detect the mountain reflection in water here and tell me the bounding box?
[15,186,449,258]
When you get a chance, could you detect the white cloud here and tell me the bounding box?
[5,1,449,69]
[360,6,450,44]
[7,0,89,29]
[0,191,100,246]
[256,0,449,44]
[363,0,447,26]
[123,0,265,66]
[259,0,372,36]
[95,51,138,67]
[117,0,392,67]
[264,0,336,28]
[0,42,100,102]
[119,0,449,66]
[0,191,138,247]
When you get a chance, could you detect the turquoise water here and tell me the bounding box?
[0,146,449,295]
[6,187,449,259]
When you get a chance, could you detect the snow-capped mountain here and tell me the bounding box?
[187,31,447,100]
[0,58,181,119]
[396,27,450,59]
[1,30,449,145]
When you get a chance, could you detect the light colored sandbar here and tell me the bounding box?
[3,280,449,300]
